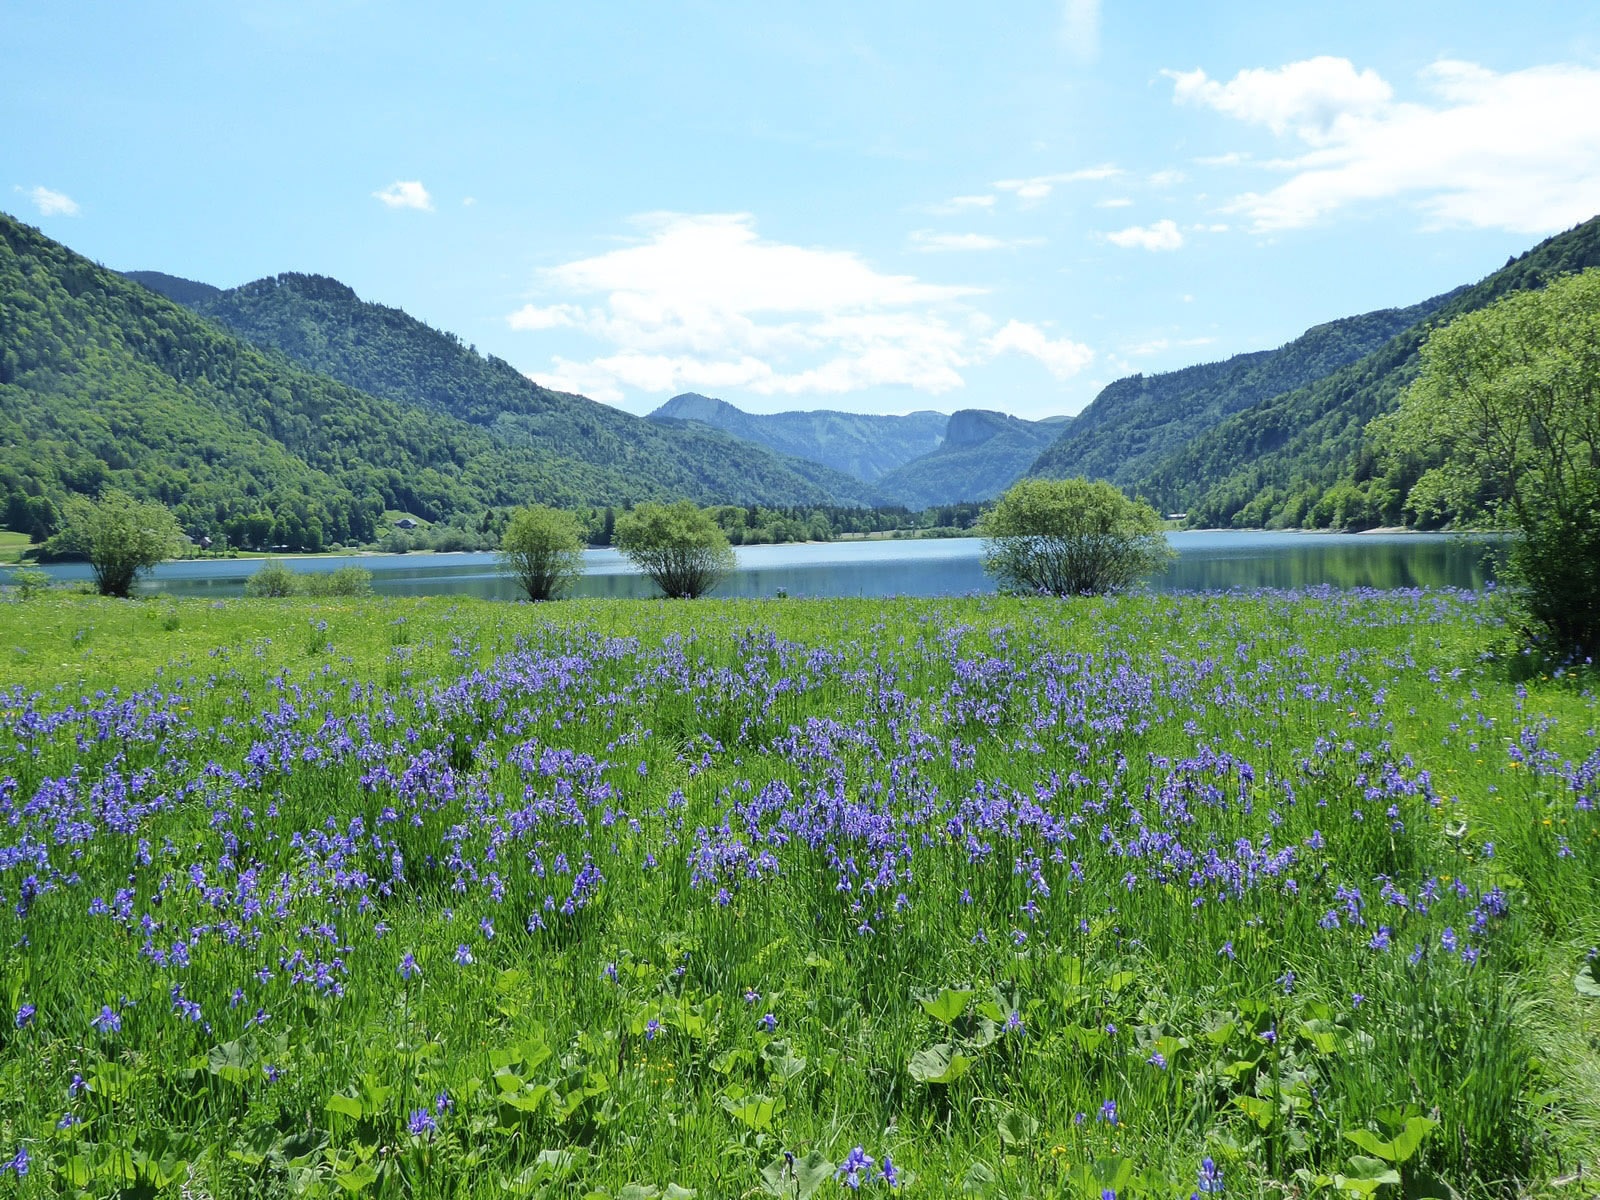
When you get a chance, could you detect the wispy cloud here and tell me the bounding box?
[372,180,434,211]
[926,194,997,215]
[908,230,1045,252]
[985,319,1094,380]
[1105,219,1184,251]
[993,164,1122,204]
[507,212,1091,404]
[1059,0,1101,65]
[18,185,79,217]
[1171,57,1600,233]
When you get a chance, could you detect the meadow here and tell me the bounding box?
[0,589,1596,1198]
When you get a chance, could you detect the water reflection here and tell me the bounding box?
[14,532,1500,600]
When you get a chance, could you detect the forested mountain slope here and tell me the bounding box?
[1028,293,1455,489]
[0,214,864,549]
[875,409,1064,508]
[648,392,948,481]
[183,274,879,507]
[1135,215,1600,528]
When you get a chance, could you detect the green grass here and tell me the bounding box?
[0,591,1595,1198]
[0,530,31,565]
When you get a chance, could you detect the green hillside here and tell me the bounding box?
[875,409,1062,507]
[1136,215,1600,528]
[182,274,880,508]
[648,392,948,481]
[0,214,866,551]
[1028,294,1454,489]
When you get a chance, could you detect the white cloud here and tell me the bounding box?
[1060,0,1100,65]
[985,319,1094,380]
[1125,335,1215,357]
[994,164,1122,203]
[1169,56,1393,144]
[462,196,477,207]
[20,186,79,216]
[927,193,997,214]
[372,180,434,211]
[1173,57,1600,234]
[1095,197,1134,208]
[908,230,1044,252]
[1148,169,1188,187]
[509,212,1090,403]
[1105,219,1185,251]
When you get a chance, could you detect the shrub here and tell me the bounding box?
[980,477,1173,596]
[6,567,50,599]
[614,501,735,599]
[245,559,299,598]
[498,506,586,601]
[1381,268,1600,658]
[304,566,374,598]
[52,491,183,598]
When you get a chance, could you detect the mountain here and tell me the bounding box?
[1128,215,1600,528]
[122,270,222,306]
[1027,294,1456,491]
[875,409,1065,508]
[181,273,880,509]
[647,393,948,481]
[0,214,871,549]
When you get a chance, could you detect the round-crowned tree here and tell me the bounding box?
[56,491,184,598]
[1379,268,1600,659]
[498,505,587,601]
[614,501,735,599]
[981,477,1173,596]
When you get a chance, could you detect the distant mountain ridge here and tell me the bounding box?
[1028,294,1458,492]
[875,409,1063,507]
[648,392,947,481]
[175,272,882,508]
[121,270,222,306]
[1026,214,1600,529]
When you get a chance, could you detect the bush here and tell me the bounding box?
[304,566,374,597]
[1381,268,1600,658]
[980,477,1173,596]
[614,501,735,599]
[6,566,50,599]
[498,506,586,601]
[244,559,299,598]
[52,491,183,598]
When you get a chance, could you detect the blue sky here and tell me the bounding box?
[5,1,1599,419]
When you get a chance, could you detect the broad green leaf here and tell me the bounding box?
[908,1042,975,1085]
[760,1149,834,1199]
[916,986,974,1025]
[1575,961,1600,998]
[325,1094,365,1120]
[961,1162,998,1196]
[335,1163,379,1193]
[997,1109,1039,1147]
[619,1186,660,1200]
[721,1092,784,1131]
[1299,1019,1341,1055]
[1235,1094,1273,1130]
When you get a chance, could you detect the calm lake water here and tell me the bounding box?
[15,531,1500,600]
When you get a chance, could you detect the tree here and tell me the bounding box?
[56,490,183,597]
[614,500,735,599]
[498,505,586,601]
[980,478,1173,596]
[1379,269,1600,657]
[245,559,299,597]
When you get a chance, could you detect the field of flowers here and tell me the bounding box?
[0,590,1596,1198]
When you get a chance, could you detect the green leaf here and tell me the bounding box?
[908,1042,975,1085]
[334,1164,379,1193]
[1386,1116,1437,1164]
[1235,1095,1274,1130]
[915,986,974,1025]
[961,1162,998,1196]
[721,1092,784,1131]
[1575,960,1600,998]
[760,1150,834,1199]
[325,1094,365,1120]
[997,1109,1039,1148]
[1299,1019,1341,1055]
[619,1186,661,1200]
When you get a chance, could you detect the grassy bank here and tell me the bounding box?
[0,591,1596,1198]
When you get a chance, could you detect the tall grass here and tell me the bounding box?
[0,590,1594,1197]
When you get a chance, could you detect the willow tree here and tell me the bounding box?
[498,505,587,601]
[980,477,1173,596]
[614,501,734,599]
[1379,268,1600,657]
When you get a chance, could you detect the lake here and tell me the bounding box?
[14,531,1500,600]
